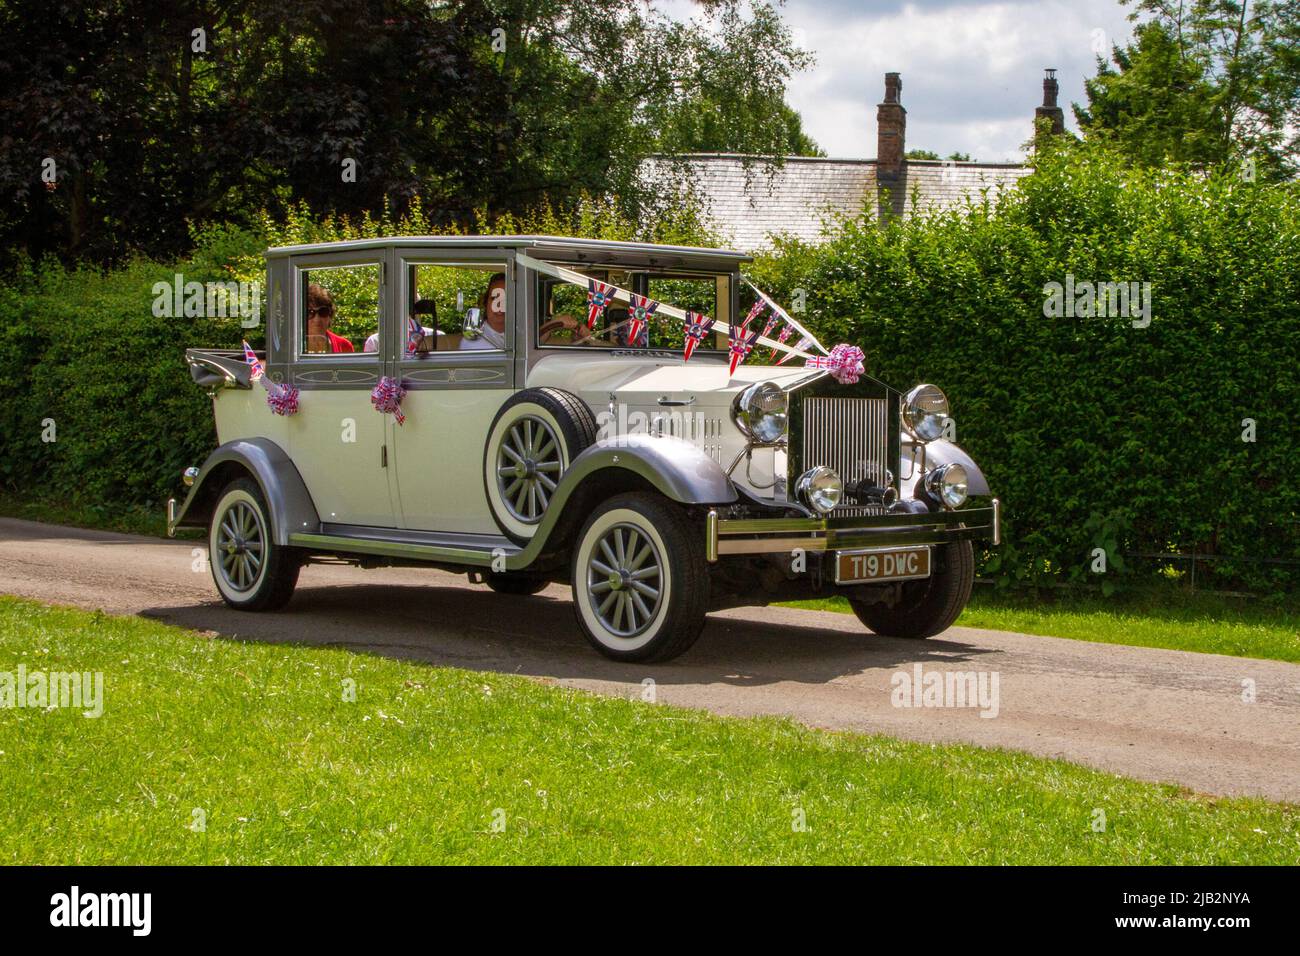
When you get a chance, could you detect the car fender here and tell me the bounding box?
[170,438,320,544]
[905,439,991,497]
[562,433,739,505]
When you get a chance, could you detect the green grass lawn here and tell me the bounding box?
[0,596,1296,864]
[781,588,1300,663]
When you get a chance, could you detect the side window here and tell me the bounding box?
[298,263,380,357]
[403,262,508,353]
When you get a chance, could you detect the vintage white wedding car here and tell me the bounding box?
[169,236,999,661]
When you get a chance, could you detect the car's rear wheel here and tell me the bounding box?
[848,540,974,638]
[570,493,708,662]
[208,477,301,611]
[484,388,596,543]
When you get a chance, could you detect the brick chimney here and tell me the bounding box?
[1035,68,1065,135]
[877,72,907,176]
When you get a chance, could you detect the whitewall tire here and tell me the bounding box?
[570,493,708,662]
[208,478,301,611]
[483,388,596,543]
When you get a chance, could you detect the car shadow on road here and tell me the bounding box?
[140,579,999,688]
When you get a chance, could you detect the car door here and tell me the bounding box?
[284,249,396,528]
[386,249,516,534]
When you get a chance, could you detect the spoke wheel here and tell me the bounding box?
[496,415,562,524]
[216,499,266,594]
[586,522,664,639]
[483,388,597,544]
[570,493,709,663]
[208,478,301,611]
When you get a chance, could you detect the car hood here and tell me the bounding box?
[526,351,824,406]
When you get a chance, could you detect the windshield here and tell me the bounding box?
[537,269,728,350]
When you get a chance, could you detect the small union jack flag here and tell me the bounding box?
[586,280,617,329]
[758,312,781,346]
[744,299,768,326]
[405,315,424,353]
[727,318,760,376]
[241,340,265,382]
[626,293,659,344]
[682,311,715,362]
[773,323,794,355]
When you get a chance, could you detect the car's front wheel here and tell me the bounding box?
[570,493,708,662]
[208,477,301,611]
[848,540,974,639]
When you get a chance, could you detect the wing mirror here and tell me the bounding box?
[462,307,483,339]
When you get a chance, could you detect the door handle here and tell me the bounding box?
[657,396,696,406]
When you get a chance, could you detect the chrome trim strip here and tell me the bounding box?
[166,498,177,538]
[289,532,509,567]
[992,497,1001,546]
[706,509,719,563]
[717,506,996,536]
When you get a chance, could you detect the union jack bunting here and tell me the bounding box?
[776,334,814,365]
[241,340,265,382]
[586,279,617,329]
[626,293,659,344]
[773,323,795,355]
[744,299,768,326]
[758,312,781,347]
[682,311,715,362]
[727,318,760,376]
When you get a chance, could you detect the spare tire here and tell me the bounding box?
[483,387,597,543]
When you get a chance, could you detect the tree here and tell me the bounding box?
[1075,1,1299,177]
[0,0,815,264]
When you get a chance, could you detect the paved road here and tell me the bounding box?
[2,517,1298,803]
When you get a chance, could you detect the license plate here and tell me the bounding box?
[835,546,931,584]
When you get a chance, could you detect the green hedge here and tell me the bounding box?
[748,141,1300,593]
[0,257,238,507]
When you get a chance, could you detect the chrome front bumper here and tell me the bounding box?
[706,498,1000,561]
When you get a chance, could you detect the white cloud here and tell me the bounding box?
[778,0,1137,161]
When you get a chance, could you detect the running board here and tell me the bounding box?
[289,526,523,569]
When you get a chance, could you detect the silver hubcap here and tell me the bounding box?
[496,415,562,523]
[216,500,264,593]
[587,523,663,638]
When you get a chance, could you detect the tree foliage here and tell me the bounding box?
[1075,1,1299,177]
[0,0,812,265]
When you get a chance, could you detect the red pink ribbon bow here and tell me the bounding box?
[805,343,866,384]
[371,376,407,425]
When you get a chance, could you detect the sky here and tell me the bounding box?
[668,0,1142,162]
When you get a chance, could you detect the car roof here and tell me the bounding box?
[265,234,752,266]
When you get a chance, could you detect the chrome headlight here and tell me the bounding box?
[797,466,843,515]
[733,381,788,443]
[925,462,968,510]
[902,384,951,442]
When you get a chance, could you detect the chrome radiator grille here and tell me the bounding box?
[802,397,891,516]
